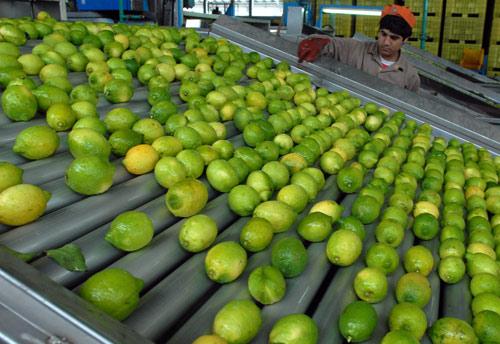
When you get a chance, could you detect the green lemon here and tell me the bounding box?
[68,128,111,159]
[152,136,183,157]
[178,214,218,252]
[388,302,427,339]
[79,268,144,321]
[269,314,319,344]
[65,156,115,196]
[375,219,405,248]
[46,103,77,131]
[429,317,478,344]
[174,126,202,149]
[104,108,140,133]
[105,211,154,252]
[271,236,308,278]
[13,125,59,160]
[33,84,70,112]
[240,217,274,252]
[470,273,500,297]
[73,117,107,136]
[261,161,290,190]
[246,170,274,201]
[71,101,98,120]
[165,178,208,217]
[365,243,399,275]
[0,162,23,193]
[228,185,261,217]
[0,184,51,226]
[438,256,466,284]
[352,195,381,224]
[473,310,500,343]
[403,245,434,276]
[176,149,205,179]
[395,272,432,308]
[253,200,297,233]
[248,265,286,305]
[336,216,366,241]
[154,156,187,189]
[439,238,465,259]
[276,184,309,214]
[471,292,500,316]
[255,141,280,163]
[212,299,261,344]
[132,118,165,144]
[309,200,344,224]
[70,84,98,105]
[103,78,134,103]
[39,64,67,82]
[412,213,439,240]
[353,267,388,303]
[291,171,319,201]
[338,301,378,343]
[440,225,465,242]
[17,53,45,75]
[467,253,498,277]
[1,85,38,121]
[337,164,364,193]
[212,139,234,160]
[297,212,333,242]
[108,129,143,157]
[326,229,362,266]
[205,241,247,283]
[234,146,263,172]
[206,159,239,193]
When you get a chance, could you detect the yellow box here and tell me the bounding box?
[408,40,439,56]
[355,16,380,39]
[487,69,500,78]
[406,0,443,16]
[491,19,500,45]
[443,16,485,42]
[489,45,500,69]
[412,16,442,41]
[441,42,482,64]
[445,0,487,16]
[316,0,352,35]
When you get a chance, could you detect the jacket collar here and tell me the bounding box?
[367,41,408,72]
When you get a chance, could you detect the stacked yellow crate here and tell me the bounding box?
[441,0,486,64]
[316,0,353,37]
[488,3,500,77]
[355,0,385,39]
[406,0,443,56]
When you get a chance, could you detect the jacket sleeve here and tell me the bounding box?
[321,37,367,65]
[407,70,421,92]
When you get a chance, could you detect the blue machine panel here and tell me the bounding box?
[75,0,131,11]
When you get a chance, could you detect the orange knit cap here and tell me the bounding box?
[381,4,417,28]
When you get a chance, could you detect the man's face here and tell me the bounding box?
[377,28,406,60]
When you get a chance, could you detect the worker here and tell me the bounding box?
[298,4,420,92]
[225,0,236,16]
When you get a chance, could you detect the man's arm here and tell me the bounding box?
[407,70,421,92]
[298,36,366,64]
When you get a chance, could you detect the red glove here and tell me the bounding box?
[297,37,331,63]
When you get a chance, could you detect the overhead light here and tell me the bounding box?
[323,8,382,16]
